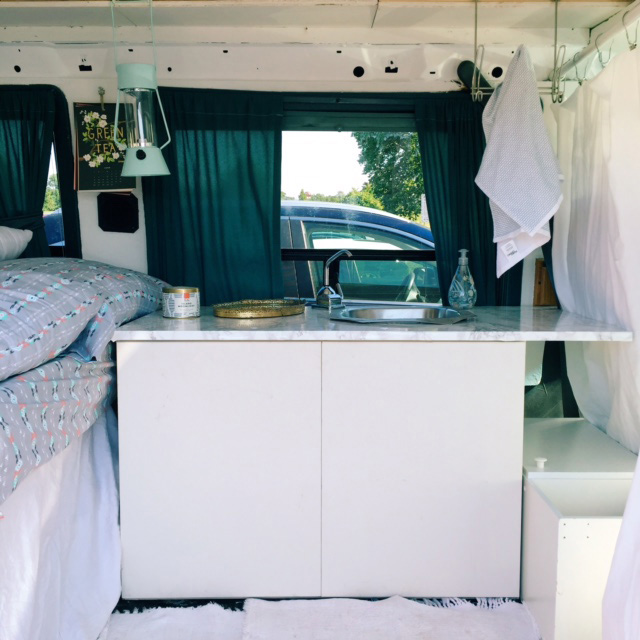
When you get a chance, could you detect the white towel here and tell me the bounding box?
[475,45,563,277]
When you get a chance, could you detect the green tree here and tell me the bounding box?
[304,191,344,203]
[342,183,384,210]
[293,184,384,210]
[43,174,61,212]
[351,132,424,221]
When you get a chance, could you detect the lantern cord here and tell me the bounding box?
[111,0,157,68]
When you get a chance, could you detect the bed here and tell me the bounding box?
[0,254,165,640]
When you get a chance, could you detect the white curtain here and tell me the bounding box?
[553,48,640,639]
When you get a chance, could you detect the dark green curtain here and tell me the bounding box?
[416,94,521,306]
[0,85,82,258]
[143,87,283,305]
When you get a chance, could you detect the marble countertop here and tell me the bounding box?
[113,305,632,342]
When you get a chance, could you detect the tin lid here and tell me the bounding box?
[163,286,199,294]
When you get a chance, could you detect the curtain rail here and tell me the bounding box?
[559,0,640,78]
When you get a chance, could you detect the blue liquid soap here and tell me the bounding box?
[448,249,477,310]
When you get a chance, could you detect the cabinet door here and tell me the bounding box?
[117,341,321,598]
[321,341,525,597]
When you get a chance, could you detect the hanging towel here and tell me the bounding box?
[476,45,563,277]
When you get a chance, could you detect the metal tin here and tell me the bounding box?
[162,286,200,318]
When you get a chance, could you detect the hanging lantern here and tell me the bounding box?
[115,63,170,176]
[111,0,171,177]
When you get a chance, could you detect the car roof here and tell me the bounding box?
[281,200,434,245]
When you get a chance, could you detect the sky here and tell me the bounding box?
[48,144,57,178]
[281,131,368,199]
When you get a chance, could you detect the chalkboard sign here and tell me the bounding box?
[97,192,139,234]
[74,103,136,192]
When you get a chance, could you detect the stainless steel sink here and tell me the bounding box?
[330,304,473,325]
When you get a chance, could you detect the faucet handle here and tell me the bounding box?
[316,285,344,309]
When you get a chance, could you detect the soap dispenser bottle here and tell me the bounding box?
[448,249,477,310]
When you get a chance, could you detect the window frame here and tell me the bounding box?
[280,93,435,303]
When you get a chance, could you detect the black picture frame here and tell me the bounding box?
[74,102,136,192]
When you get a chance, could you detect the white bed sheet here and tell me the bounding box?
[0,407,121,640]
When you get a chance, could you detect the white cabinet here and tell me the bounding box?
[117,341,322,599]
[522,478,629,640]
[117,339,526,598]
[521,418,636,640]
[322,341,525,597]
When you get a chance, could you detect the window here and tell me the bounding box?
[280,108,439,303]
[43,144,65,250]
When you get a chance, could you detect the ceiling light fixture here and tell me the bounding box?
[111,0,171,177]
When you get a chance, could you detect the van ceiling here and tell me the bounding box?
[0,0,630,86]
[0,0,629,38]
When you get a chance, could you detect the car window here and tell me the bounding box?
[303,220,425,251]
[298,219,440,304]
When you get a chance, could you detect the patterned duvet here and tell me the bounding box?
[0,258,164,382]
[0,352,114,505]
[0,257,166,505]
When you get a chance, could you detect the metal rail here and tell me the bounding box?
[559,0,640,78]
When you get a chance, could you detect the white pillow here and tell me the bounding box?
[0,226,33,260]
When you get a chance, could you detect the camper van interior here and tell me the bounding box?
[1,1,639,639]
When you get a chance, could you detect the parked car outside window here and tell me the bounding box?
[43,208,65,247]
[281,201,440,303]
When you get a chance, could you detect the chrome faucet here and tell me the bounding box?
[315,249,353,309]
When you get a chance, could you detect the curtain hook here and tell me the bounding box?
[472,45,486,102]
[551,0,566,103]
[551,45,566,103]
[571,52,587,85]
[471,0,486,102]
[595,33,612,67]
[622,11,638,51]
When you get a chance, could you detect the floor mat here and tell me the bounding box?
[242,596,540,640]
[97,597,540,640]
[97,602,245,640]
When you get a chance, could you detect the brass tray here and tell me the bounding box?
[213,298,306,319]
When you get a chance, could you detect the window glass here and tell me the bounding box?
[281,129,439,303]
[300,219,439,303]
[43,144,65,248]
[304,220,423,251]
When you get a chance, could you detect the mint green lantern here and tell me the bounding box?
[111,0,170,177]
[114,63,171,177]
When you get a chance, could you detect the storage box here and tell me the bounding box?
[521,418,637,640]
[522,477,629,640]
